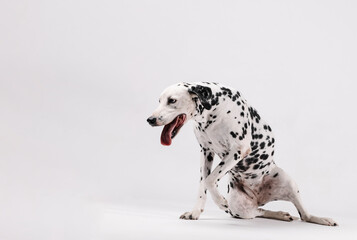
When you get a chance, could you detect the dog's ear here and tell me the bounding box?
[188,85,212,110]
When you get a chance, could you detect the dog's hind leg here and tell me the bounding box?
[256,209,298,222]
[290,189,338,226]
[227,174,297,221]
[265,167,338,226]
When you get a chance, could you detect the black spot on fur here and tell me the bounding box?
[207,153,213,162]
[230,131,237,138]
[245,157,259,165]
[260,154,269,160]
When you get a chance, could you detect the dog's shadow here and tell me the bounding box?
[188,216,319,230]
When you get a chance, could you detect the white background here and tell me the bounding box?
[1,0,356,239]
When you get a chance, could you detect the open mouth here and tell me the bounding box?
[160,114,186,146]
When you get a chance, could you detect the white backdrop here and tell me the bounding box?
[1,1,356,239]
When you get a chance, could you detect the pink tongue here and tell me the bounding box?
[160,116,179,146]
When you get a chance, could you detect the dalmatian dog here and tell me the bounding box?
[147,82,337,226]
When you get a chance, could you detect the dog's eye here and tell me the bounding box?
[168,98,177,104]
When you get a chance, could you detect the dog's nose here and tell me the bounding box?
[147,116,157,126]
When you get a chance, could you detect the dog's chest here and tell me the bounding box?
[194,122,232,156]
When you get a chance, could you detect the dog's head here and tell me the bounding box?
[147,83,213,146]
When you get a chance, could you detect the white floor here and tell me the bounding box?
[0,199,356,240]
[95,203,355,240]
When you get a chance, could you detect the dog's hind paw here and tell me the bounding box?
[304,216,338,226]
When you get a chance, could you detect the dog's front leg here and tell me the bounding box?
[205,150,244,213]
[180,150,214,220]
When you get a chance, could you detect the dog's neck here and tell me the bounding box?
[190,99,220,130]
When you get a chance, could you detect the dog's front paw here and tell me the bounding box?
[179,209,202,220]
